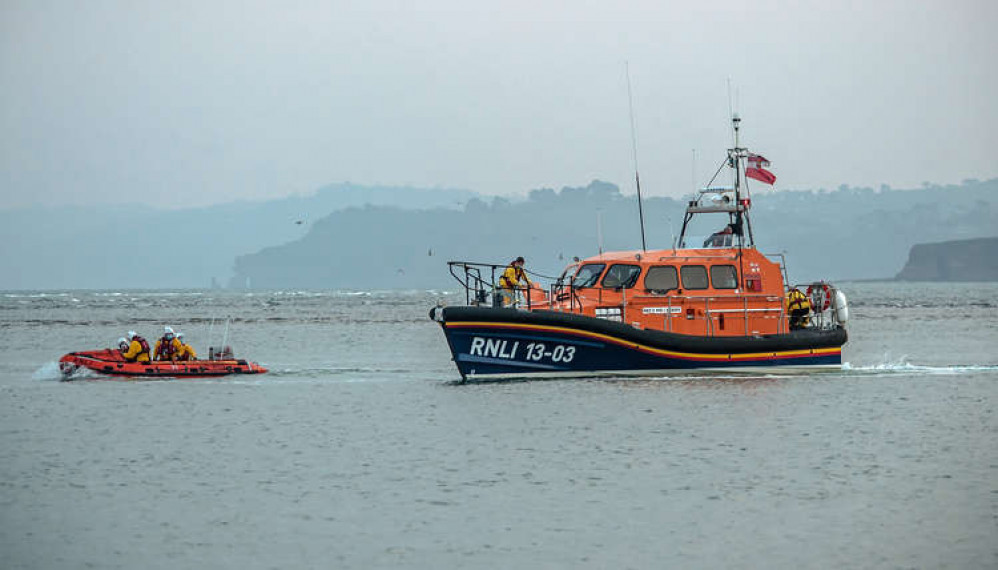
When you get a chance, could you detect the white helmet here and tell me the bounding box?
[127,331,137,339]
[177,332,185,342]
[117,337,128,346]
[164,326,175,335]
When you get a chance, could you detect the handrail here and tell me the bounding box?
[446,260,835,333]
[447,260,541,310]
[764,252,790,294]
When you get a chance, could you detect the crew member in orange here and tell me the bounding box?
[154,326,182,361]
[176,332,197,361]
[498,256,531,307]
[122,331,151,362]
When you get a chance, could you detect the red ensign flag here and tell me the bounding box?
[746,154,776,185]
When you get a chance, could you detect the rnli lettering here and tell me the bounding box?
[469,337,519,359]
[525,342,576,363]
[467,337,576,363]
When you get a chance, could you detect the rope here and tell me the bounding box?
[704,157,728,189]
[523,267,562,281]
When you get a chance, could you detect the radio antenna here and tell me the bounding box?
[692,148,697,192]
[596,210,604,256]
[625,62,648,252]
[727,77,735,145]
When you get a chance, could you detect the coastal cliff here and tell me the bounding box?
[895,237,998,281]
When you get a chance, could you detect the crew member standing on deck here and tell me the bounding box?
[498,256,531,307]
[786,288,812,330]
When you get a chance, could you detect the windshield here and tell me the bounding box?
[573,263,606,288]
[556,264,578,286]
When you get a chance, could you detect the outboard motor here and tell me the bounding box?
[208,346,234,361]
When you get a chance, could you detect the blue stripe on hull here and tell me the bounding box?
[443,326,840,379]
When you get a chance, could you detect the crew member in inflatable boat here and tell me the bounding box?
[154,326,182,361]
[176,332,197,361]
[498,256,531,307]
[786,288,812,330]
[122,331,151,362]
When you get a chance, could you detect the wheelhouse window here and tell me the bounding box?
[572,263,606,288]
[601,264,641,289]
[710,265,738,289]
[644,266,678,293]
[681,265,709,290]
[555,264,579,287]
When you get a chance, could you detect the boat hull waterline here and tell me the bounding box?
[433,306,846,380]
[59,349,268,379]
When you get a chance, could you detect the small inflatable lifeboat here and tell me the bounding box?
[59,348,267,379]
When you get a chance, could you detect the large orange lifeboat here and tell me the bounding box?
[432,115,849,381]
[59,348,267,379]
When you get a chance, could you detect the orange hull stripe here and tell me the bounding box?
[445,321,841,362]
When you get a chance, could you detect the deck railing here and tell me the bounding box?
[448,261,839,335]
[448,261,536,310]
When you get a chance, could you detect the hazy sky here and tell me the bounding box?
[2,0,996,209]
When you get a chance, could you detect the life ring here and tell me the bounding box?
[806,283,831,311]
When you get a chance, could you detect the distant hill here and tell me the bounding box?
[0,183,476,290]
[231,178,998,289]
[895,237,998,281]
[4,177,996,291]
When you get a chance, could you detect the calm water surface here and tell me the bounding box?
[1,283,996,569]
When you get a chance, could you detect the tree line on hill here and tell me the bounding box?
[230,178,998,289]
[2,177,992,290]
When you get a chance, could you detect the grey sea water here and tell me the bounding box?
[1,282,996,569]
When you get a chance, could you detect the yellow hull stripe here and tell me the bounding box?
[445,321,841,362]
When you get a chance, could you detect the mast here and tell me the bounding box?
[731,113,746,284]
[729,113,754,248]
[676,113,758,249]
[625,63,648,252]
[732,113,743,249]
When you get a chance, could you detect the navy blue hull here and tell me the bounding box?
[432,306,846,380]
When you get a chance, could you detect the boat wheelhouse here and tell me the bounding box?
[432,115,848,381]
